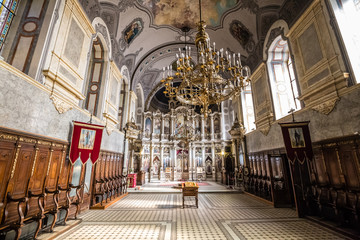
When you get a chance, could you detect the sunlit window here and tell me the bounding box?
[241,84,256,132]
[329,0,360,83]
[267,36,301,120]
[0,0,19,51]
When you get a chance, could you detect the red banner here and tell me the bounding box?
[69,121,104,164]
[279,121,313,164]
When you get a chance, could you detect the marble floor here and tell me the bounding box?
[50,184,357,240]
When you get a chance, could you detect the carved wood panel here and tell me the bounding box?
[12,144,35,197]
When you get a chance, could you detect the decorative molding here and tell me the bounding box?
[106,123,116,135]
[0,133,18,141]
[311,98,339,115]
[50,94,73,114]
[10,144,21,179]
[259,125,271,136]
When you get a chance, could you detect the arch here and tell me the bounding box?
[92,17,112,60]
[266,35,301,120]
[263,20,289,61]
[240,66,256,133]
[135,83,144,126]
[84,37,109,117]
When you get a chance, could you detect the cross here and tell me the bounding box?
[288,108,295,122]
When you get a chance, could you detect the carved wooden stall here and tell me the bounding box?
[0,127,128,239]
[90,150,127,208]
[245,150,295,207]
[310,135,360,227]
[0,127,72,240]
[246,135,360,227]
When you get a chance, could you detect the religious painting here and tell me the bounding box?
[164,147,169,154]
[145,117,152,138]
[175,114,184,138]
[288,128,305,148]
[164,119,170,134]
[229,20,255,53]
[163,156,170,170]
[137,0,239,29]
[123,19,143,45]
[196,148,202,155]
[154,147,160,154]
[205,156,212,175]
[134,155,140,172]
[154,118,161,134]
[205,147,212,154]
[205,117,211,135]
[195,118,201,135]
[153,157,160,175]
[280,122,313,164]
[196,156,203,166]
[216,154,222,171]
[144,146,150,154]
[214,117,221,133]
[78,129,96,150]
[143,155,150,172]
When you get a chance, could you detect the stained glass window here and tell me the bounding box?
[0,0,18,51]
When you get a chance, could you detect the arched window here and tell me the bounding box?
[328,0,360,84]
[0,0,19,51]
[241,84,256,132]
[267,36,300,120]
[85,39,105,116]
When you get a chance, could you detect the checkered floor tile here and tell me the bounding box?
[54,193,354,240]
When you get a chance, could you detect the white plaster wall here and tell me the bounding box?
[0,64,124,153]
[246,87,360,153]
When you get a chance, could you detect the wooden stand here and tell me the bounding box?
[182,184,199,208]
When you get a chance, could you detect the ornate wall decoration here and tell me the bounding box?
[50,95,73,114]
[311,98,339,115]
[265,27,283,50]
[230,20,255,53]
[95,23,111,49]
[137,0,239,28]
[238,0,259,14]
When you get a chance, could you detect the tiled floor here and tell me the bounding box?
[53,189,356,240]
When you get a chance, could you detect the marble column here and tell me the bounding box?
[160,145,164,180]
[201,115,205,141]
[210,115,215,140]
[149,144,153,182]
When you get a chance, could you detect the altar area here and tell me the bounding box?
[126,180,239,193]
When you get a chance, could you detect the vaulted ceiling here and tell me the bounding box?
[79,0,312,108]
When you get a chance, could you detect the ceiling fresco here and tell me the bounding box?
[137,0,239,29]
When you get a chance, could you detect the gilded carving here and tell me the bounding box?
[50,95,73,114]
[31,147,39,177]
[0,134,18,141]
[311,98,339,115]
[37,140,52,146]
[47,149,54,176]
[10,144,22,179]
[19,137,37,144]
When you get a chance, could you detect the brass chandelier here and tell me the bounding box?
[161,0,251,117]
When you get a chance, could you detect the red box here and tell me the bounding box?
[128,173,137,188]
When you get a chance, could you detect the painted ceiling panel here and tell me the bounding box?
[137,0,239,28]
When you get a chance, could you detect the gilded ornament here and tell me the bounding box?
[10,145,22,179]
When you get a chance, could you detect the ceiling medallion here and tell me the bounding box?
[161,0,251,118]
